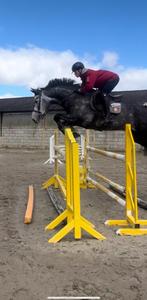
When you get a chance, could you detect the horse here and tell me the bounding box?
[31,78,147,148]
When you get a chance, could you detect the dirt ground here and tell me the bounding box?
[0,148,147,300]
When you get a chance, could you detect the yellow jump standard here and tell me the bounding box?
[43,129,105,243]
[105,124,147,235]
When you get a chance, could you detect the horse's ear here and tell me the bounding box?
[31,88,37,95]
[31,88,35,94]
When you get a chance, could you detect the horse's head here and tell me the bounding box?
[31,88,59,124]
[31,88,42,123]
[31,78,84,126]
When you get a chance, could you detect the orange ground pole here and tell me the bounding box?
[24,185,34,224]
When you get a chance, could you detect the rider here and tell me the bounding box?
[71,61,119,95]
[71,62,119,124]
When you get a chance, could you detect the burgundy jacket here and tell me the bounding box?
[80,69,119,93]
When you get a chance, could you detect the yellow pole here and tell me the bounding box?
[72,142,81,238]
[125,124,139,224]
[54,129,59,176]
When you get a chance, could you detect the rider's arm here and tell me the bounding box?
[80,72,96,93]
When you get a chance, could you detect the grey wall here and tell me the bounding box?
[0,112,142,151]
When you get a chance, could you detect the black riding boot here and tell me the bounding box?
[99,91,111,127]
[97,91,109,118]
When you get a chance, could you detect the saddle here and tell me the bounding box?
[90,91,122,116]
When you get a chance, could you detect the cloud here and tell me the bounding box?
[0,46,147,94]
[0,46,79,88]
[101,51,119,68]
[117,68,147,91]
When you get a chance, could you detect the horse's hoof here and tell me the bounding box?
[73,132,80,138]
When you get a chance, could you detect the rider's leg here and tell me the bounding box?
[101,77,120,94]
[98,78,119,120]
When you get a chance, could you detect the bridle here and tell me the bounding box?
[33,90,42,114]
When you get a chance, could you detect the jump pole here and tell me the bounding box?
[24,185,34,224]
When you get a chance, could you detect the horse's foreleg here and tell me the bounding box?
[61,115,80,138]
[56,120,66,134]
[70,127,80,138]
[54,114,68,134]
[54,114,80,138]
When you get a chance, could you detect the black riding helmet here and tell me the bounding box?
[72,62,85,72]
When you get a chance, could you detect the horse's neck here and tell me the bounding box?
[52,88,72,106]
[57,88,71,98]
[43,88,72,109]
[46,87,63,97]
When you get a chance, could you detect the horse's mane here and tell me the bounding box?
[43,78,76,90]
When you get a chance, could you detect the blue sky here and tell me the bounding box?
[0,0,147,97]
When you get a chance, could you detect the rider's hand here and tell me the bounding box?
[75,88,84,95]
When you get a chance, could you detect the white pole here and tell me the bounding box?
[44,135,55,165]
[80,134,85,160]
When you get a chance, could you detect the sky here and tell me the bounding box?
[0,0,147,98]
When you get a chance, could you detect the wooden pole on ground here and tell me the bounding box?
[24,185,34,224]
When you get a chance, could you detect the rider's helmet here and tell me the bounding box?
[72,62,85,72]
